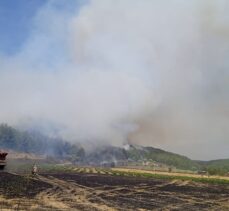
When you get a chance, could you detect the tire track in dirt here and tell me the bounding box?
[36,175,117,211]
[46,173,229,211]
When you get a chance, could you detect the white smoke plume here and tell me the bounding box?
[0,0,228,159]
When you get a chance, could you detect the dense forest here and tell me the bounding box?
[0,124,85,162]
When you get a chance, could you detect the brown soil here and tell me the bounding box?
[0,172,228,210]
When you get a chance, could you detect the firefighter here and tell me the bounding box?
[32,164,38,175]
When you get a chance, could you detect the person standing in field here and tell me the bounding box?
[32,164,38,175]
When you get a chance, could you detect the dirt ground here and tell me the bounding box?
[0,172,228,210]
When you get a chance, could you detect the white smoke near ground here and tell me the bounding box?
[0,0,228,160]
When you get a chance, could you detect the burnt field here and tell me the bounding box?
[0,172,229,210]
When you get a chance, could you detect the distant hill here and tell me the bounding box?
[0,124,85,162]
[0,124,228,174]
[85,144,200,170]
[126,145,200,170]
[86,145,229,174]
[197,159,229,175]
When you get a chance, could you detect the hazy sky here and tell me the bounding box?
[0,0,228,160]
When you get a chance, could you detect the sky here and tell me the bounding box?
[0,0,228,160]
[0,0,46,55]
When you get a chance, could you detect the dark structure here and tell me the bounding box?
[0,152,8,170]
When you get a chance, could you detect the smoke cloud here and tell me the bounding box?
[0,0,228,160]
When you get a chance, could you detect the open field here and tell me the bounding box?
[112,167,229,182]
[0,168,229,210]
[36,165,229,184]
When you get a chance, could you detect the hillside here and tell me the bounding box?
[85,145,200,170]
[126,145,200,170]
[197,159,229,175]
[0,124,228,174]
[0,124,85,162]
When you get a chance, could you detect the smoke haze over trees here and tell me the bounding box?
[1,124,229,175]
[0,124,85,162]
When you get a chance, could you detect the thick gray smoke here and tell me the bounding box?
[0,0,228,160]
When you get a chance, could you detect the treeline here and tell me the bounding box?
[86,145,229,175]
[126,146,200,171]
[0,124,85,162]
[127,146,229,175]
[197,159,229,176]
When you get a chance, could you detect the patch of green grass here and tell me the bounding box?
[111,170,229,185]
